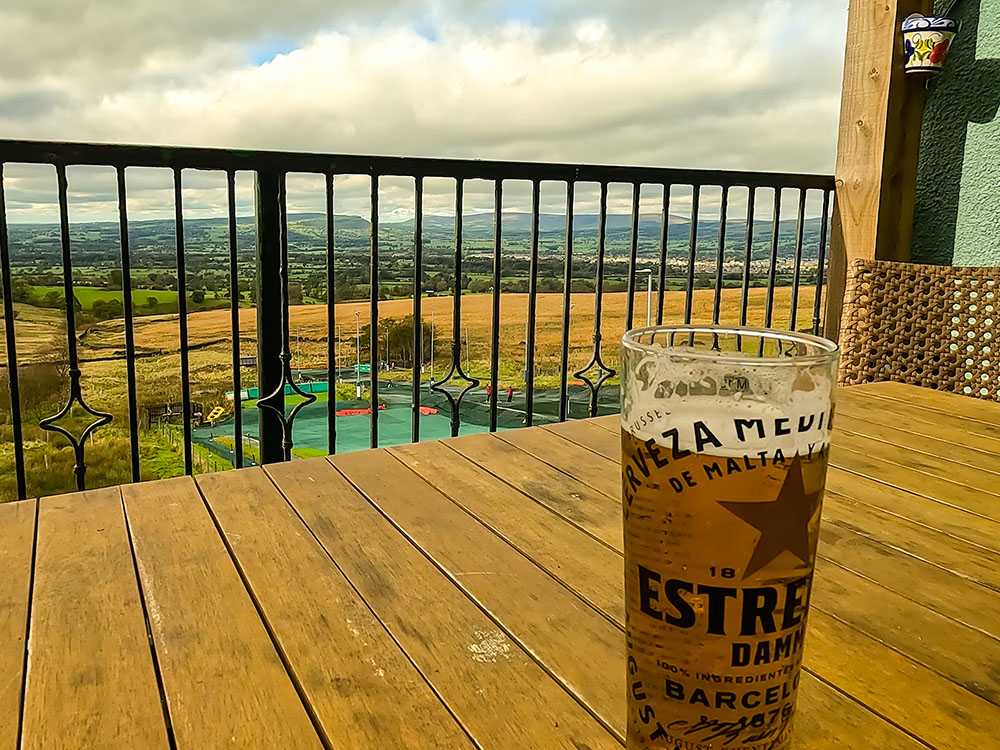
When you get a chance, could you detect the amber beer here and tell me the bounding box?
[621,326,838,750]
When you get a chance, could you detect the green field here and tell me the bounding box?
[28,285,230,313]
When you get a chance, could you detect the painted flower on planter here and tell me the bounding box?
[929,39,951,64]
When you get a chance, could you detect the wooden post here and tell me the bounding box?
[824,0,932,341]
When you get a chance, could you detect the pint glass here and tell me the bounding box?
[621,326,839,749]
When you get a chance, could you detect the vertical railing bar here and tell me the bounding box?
[278,173,296,461]
[55,165,83,489]
[739,187,757,329]
[524,179,540,427]
[812,189,832,336]
[226,171,243,468]
[683,185,700,326]
[489,179,502,432]
[411,176,423,443]
[369,174,380,448]
[449,179,464,438]
[254,171,284,464]
[116,167,140,481]
[712,186,729,326]
[557,181,574,422]
[625,182,640,330]
[764,188,781,329]
[173,168,193,474]
[789,188,807,332]
[589,181,609,418]
[656,184,671,326]
[174,167,194,475]
[326,172,336,454]
[0,164,26,499]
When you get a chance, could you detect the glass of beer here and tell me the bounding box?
[621,326,838,749]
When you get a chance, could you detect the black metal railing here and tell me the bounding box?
[0,139,834,501]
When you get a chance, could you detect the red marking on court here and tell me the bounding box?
[336,405,388,416]
[419,406,438,415]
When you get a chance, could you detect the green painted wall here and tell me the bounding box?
[912,0,1000,265]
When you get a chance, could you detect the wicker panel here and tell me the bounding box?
[839,259,1000,402]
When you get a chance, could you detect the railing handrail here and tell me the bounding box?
[0,139,834,190]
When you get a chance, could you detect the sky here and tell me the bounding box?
[0,1,848,223]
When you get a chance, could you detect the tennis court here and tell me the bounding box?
[192,381,620,464]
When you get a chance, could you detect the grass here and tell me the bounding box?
[27,285,230,314]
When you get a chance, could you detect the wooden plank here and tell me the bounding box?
[832,444,1000,521]
[543,419,620,461]
[195,468,473,749]
[837,385,1000,456]
[390,440,625,624]
[266,457,621,749]
[331,448,626,738]
[445,433,622,550]
[836,386,1000,452]
[497,428,619,500]
[817,521,1000,637]
[823,489,1000,591]
[834,429,1000,498]
[456,432,962,747]
[835,418,1000,475]
[837,383,1000,453]
[812,557,1000,706]
[589,415,619,433]
[832,0,931,264]
[21,488,168,750]
[121,476,322,749]
[859,381,1000,427]
[0,499,35,750]
[826,467,1000,553]
[802,607,1000,749]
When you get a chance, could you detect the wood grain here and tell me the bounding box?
[812,557,1000,706]
[122,476,322,749]
[390,439,625,624]
[498,427,620,499]
[833,430,1000,500]
[331,447,626,738]
[445,432,622,549]
[267,456,620,750]
[859,381,1000,426]
[21,488,168,750]
[822,489,1000,591]
[196,468,473,749]
[825,468,1000,554]
[817,521,1000,637]
[0,499,34,750]
[836,386,1000,454]
[832,445,1000,521]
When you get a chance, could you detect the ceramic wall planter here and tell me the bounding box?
[902,14,959,75]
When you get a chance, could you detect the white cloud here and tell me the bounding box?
[0,1,847,222]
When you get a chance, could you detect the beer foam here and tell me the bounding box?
[622,348,834,458]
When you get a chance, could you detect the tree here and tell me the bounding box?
[9,278,30,303]
[41,291,63,309]
[107,269,123,290]
[190,290,206,304]
[146,296,159,309]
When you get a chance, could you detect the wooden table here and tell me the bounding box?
[1,382,998,749]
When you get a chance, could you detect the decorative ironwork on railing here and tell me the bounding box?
[0,139,834,500]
